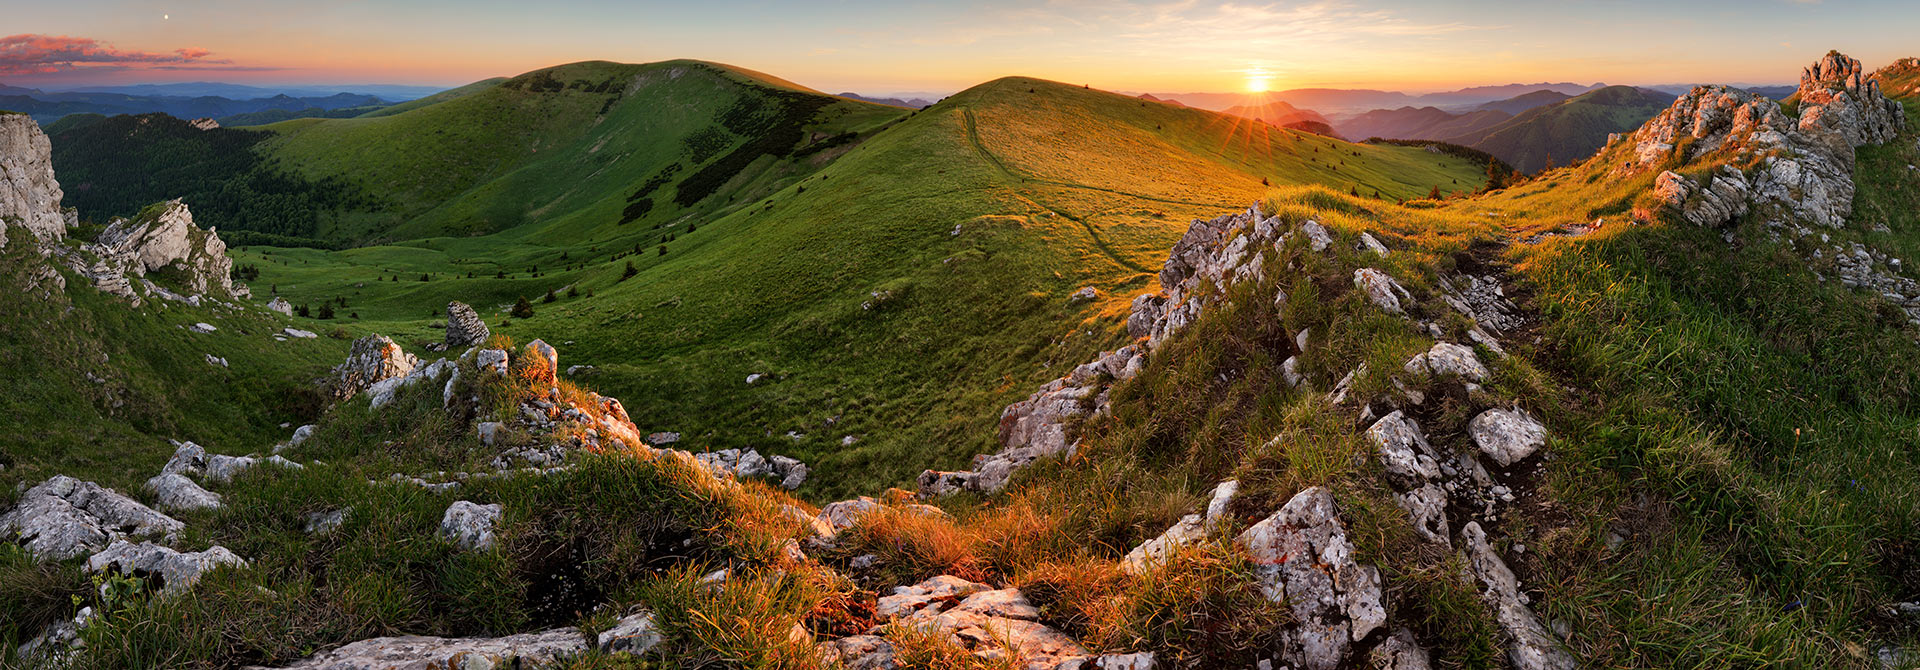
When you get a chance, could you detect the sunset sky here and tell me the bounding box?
[6,0,1918,95]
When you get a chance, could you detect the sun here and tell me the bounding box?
[1244,67,1272,93]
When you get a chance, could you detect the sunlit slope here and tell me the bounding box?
[288,76,1478,498]
[258,60,904,243]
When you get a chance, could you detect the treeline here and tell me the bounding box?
[48,113,379,239]
[672,88,832,207]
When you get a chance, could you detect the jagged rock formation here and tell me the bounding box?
[329,334,419,400]
[84,199,248,300]
[256,629,591,670]
[1236,487,1386,670]
[0,475,184,561]
[0,112,67,249]
[1798,50,1905,146]
[444,300,490,348]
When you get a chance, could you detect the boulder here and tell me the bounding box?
[1369,628,1436,670]
[1354,268,1410,315]
[1234,486,1385,670]
[254,628,589,670]
[439,501,503,551]
[369,357,453,410]
[820,635,898,670]
[1364,412,1442,486]
[86,540,247,595]
[91,200,242,298]
[0,476,184,561]
[1070,286,1099,303]
[1403,342,1490,383]
[444,301,490,349]
[1798,50,1906,146]
[329,335,418,400]
[267,297,293,315]
[1120,480,1238,574]
[1468,407,1548,467]
[476,348,509,375]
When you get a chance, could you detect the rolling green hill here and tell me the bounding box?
[216,69,1486,497]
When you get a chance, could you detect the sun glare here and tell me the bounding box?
[1244,66,1271,93]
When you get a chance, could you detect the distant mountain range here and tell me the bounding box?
[0,84,397,125]
[1332,86,1678,172]
[1144,81,1608,114]
[835,92,935,108]
[33,81,444,101]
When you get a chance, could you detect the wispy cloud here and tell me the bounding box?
[0,34,237,76]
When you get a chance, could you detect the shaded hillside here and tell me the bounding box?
[0,90,388,124]
[1218,99,1329,128]
[1474,89,1571,115]
[1336,106,1509,142]
[1447,85,1675,172]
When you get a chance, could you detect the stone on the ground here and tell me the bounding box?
[476,348,508,375]
[330,334,418,399]
[439,501,504,551]
[267,296,293,315]
[1369,628,1435,670]
[1403,342,1490,382]
[1235,486,1386,670]
[1461,522,1577,670]
[284,327,317,339]
[444,301,490,349]
[1120,480,1238,574]
[258,628,588,669]
[86,540,246,595]
[1354,268,1410,315]
[1358,232,1390,256]
[478,421,505,446]
[204,454,259,483]
[1468,407,1548,467]
[1364,412,1441,486]
[145,473,222,512]
[1070,286,1098,303]
[598,609,662,656]
[0,476,184,561]
[820,635,898,670]
[304,508,350,534]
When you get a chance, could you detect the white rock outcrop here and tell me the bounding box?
[0,476,184,561]
[0,112,67,248]
[1235,486,1386,670]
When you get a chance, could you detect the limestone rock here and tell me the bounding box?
[0,476,184,561]
[1799,50,1906,146]
[16,606,92,665]
[369,357,453,410]
[476,348,508,375]
[145,473,222,512]
[267,296,293,315]
[695,448,809,489]
[0,113,67,248]
[254,628,588,669]
[1468,407,1548,467]
[1234,486,1385,670]
[86,540,247,596]
[1461,522,1576,670]
[330,335,418,400]
[1369,628,1435,670]
[1355,268,1411,315]
[878,575,1091,669]
[1365,412,1442,486]
[439,501,503,551]
[1070,286,1098,303]
[1403,342,1490,382]
[820,635,898,670]
[598,609,662,656]
[90,200,242,298]
[1120,480,1238,574]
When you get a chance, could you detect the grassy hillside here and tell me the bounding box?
[1336,106,1510,144]
[229,73,1485,499]
[1446,85,1675,172]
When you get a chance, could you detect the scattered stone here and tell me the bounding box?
[1070,286,1099,303]
[645,432,681,446]
[1468,407,1549,467]
[475,348,508,375]
[267,296,293,315]
[283,327,317,339]
[439,501,503,551]
[304,508,350,534]
[0,476,184,561]
[330,335,418,400]
[1121,480,1238,574]
[369,357,454,410]
[1369,628,1436,670]
[478,422,506,446]
[189,322,218,333]
[205,353,228,368]
[86,540,247,596]
[1403,342,1490,382]
[820,635,898,670]
[1354,268,1410,315]
[16,606,93,665]
[1358,232,1389,256]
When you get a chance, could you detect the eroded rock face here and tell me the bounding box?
[1235,486,1386,670]
[330,335,418,400]
[1120,480,1238,574]
[439,501,503,551]
[89,200,245,298]
[0,113,67,248]
[256,628,589,670]
[0,476,184,561]
[876,575,1093,669]
[1798,50,1905,146]
[445,301,490,349]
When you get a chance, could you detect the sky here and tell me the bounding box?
[5,0,1919,95]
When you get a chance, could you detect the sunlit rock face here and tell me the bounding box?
[0,113,67,248]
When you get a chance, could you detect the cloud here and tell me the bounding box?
[0,34,235,76]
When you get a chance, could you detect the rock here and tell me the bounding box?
[330,335,418,400]
[190,322,218,333]
[283,327,317,339]
[1354,268,1410,315]
[1460,522,1576,670]
[205,353,229,368]
[598,609,662,656]
[1055,653,1158,670]
[1439,274,1522,333]
[1799,50,1905,146]
[525,339,558,375]
[86,540,247,596]
[1120,480,1238,574]
[475,348,508,375]
[879,575,1091,668]
[0,476,184,561]
[820,635,898,670]
[1299,220,1333,251]
[565,364,595,376]
[877,574,990,620]
[477,422,506,446]
[162,441,209,476]
[645,432,681,446]
[369,357,453,410]
[1235,486,1385,670]
[89,200,244,298]
[1369,628,1435,670]
[1358,232,1389,256]
[770,455,810,489]
[0,113,67,249]
[1365,412,1442,486]
[145,473,222,512]
[16,606,92,665]
[1070,286,1098,303]
[266,296,293,315]
[1468,407,1548,467]
[304,508,350,534]
[256,628,588,669]
[819,497,883,530]
[204,454,259,484]
[1403,342,1490,382]
[444,301,490,349]
[1281,356,1304,387]
[439,501,504,551]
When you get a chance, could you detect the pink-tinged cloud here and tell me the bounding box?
[0,34,232,76]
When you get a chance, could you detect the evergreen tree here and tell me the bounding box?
[1427,185,1443,200]
[511,296,535,319]
[542,289,557,304]
[622,260,638,281]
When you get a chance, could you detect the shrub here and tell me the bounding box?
[511,297,535,319]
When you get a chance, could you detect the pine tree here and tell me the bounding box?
[1427,185,1443,200]
[511,296,535,319]
[622,260,638,280]
[542,289,557,304]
